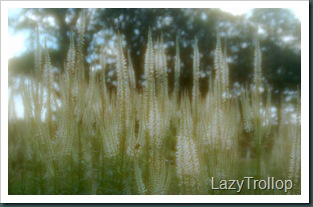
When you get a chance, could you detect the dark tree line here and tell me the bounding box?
[9,8,301,102]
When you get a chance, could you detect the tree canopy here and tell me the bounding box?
[8,8,301,98]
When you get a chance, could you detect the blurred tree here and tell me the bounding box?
[8,8,301,96]
[9,8,91,79]
[249,9,301,102]
[250,8,301,51]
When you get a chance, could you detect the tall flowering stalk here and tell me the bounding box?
[192,38,200,116]
[288,88,301,194]
[176,95,204,194]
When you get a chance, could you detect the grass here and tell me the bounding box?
[8,27,301,195]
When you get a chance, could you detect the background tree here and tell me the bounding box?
[9,8,301,97]
[249,9,301,91]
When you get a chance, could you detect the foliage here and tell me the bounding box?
[8,23,301,195]
[9,8,301,96]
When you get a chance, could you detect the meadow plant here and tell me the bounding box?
[8,25,301,195]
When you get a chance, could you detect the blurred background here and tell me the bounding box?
[8,8,301,119]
